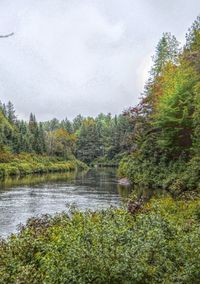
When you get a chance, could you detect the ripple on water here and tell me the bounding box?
[0,169,131,238]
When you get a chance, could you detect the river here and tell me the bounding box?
[0,168,132,238]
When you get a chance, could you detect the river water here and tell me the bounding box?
[0,168,132,238]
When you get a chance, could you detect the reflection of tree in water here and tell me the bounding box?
[0,171,78,190]
[117,184,132,202]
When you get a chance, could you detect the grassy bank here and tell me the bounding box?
[1,197,200,283]
[0,171,86,189]
[0,152,88,179]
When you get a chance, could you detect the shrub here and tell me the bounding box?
[1,198,200,283]
[0,154,88,179]
[118,153,200,193]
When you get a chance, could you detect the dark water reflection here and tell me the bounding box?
[0,168,132,237]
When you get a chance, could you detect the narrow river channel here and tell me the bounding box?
[0,168,132,238]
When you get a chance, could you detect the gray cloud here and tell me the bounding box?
[0,0,199,120]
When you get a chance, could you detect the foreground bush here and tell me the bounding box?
[1,198,200,283]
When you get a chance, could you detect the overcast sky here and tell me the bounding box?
[0,0,199,121]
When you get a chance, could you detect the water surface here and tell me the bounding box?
[0,168,131,237]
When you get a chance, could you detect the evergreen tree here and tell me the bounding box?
[61,117,73,134]
[151,32,180,78]
[76,118,102,164]
[6,101,16,124]
[73,114,84,133]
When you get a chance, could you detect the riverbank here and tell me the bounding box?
[0,153,88,179]
[1,196,200,283]
[118,155,200,194]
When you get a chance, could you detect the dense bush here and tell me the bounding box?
[118,154,200,193]
[0,153,88,178]
[1,198,200,283]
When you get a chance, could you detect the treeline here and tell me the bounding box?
[0,101,134,165]
[43,113,134,164]
[119,16,200,192]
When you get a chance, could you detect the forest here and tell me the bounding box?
[0,101,133,177]
[1,16,200,194]
[1,15,200,284]
[119,16,200,194]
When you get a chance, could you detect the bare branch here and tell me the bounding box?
[0,32,14,38]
